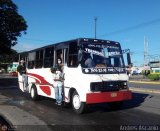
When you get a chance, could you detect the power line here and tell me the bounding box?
[99,18,160,37]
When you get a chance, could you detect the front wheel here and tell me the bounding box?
[30,85,39,100]
[72,91,87,114]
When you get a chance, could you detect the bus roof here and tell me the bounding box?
[18,38,120,54]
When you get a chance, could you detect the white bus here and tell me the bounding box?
[18,38,132,114]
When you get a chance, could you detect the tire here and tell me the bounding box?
[72,91,87,114]
[108,101,123,110]
[30,85,39,100]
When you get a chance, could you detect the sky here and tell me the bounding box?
[12,0,160,66]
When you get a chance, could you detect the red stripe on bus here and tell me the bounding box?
[27,73,50,85]
[27,73,52,96]
[39,85,51,96]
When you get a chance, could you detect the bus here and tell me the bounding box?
[18,38,132,114]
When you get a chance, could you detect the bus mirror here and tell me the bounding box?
[78,50,83,62]
[127,53,131,66]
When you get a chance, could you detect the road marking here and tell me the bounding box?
[129,80,160,85]
[130,87,160,94]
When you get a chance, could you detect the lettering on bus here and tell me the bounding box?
[83,67,125,73]
[85,48,120,58]
[87,44,120,49]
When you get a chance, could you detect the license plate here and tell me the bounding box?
[111,93,117,97]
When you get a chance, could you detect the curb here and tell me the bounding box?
[129,80,160,85]
[130,87,160,94]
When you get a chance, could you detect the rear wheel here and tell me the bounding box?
[72,91,87,114]
[30,85,39,100]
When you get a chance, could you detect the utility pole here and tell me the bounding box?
[94,17,97,39]
[144,36,149,66]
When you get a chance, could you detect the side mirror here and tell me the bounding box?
[127,53,132,66]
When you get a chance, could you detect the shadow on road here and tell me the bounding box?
[86,92,150,113]
[0,78,18,87]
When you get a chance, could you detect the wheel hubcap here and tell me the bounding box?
[31,88,34,98]
[73,95,81,109]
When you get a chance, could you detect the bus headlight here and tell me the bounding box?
[123,82,128,89]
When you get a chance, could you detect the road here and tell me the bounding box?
[0,77,160,131]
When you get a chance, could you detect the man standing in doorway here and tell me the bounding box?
[17,60,28,90]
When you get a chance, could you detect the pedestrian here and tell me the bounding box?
[50,66,64,106]
[17,60,28,90]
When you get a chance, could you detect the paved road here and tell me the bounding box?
[0,78,160,131]
[129,76,160,94]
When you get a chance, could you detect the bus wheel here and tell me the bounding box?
[30,85,39,100]
[72,91,87,114]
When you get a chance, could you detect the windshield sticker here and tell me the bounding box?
[85,48,121,57]
[108,51,120,56]
[85,48,104,57]
[87,44,119,49]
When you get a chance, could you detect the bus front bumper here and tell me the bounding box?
[86,90,132,104]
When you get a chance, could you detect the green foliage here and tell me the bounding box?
[141,70,150,76]
[147,74,160,81]
[0,0,28,54]
[0,49,18,63]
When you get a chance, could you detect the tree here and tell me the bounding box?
[0,0,27,54]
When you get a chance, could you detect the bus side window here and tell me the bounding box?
[68,55,78,67]
[67,42,78,67]
[56,49,63,65]
[28,61,34,69]
[28,52,36,69]
[35,50,43,68]
[44,47,54,68]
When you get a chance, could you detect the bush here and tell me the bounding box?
[142,70,150,76]
[147,74,159,81]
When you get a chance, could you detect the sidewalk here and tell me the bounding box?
[129,75,160,94]
[0,73,17,78]
[0,94,51,131]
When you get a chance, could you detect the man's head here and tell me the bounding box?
[20,60,25,65]
[20,60,24,63]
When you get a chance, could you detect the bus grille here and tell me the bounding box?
[90,81,127,92]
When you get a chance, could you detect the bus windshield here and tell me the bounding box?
[80,42,125,74]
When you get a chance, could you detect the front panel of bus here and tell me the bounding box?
[74,39,132,104]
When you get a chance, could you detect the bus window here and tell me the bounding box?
[28,61,34,69]
[28,52,36,69]
[64,48,68,64]
[35,50,43,68]
[67,42,78,67]
[56,49,63,65]
[68,55,78,67]
[44,47,54,68]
